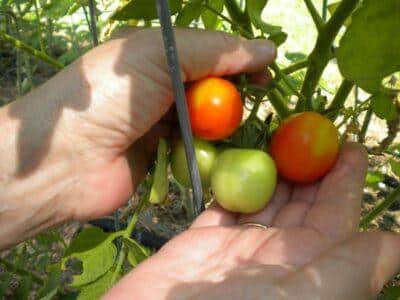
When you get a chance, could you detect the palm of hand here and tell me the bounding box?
[105,143,400,300]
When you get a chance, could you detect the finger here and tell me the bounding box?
[130,28,277,82]
[282,232,400,299]
[304,142,368,241]
[238,181,292,227]
[272,183,318,228]
[191,201,238,228]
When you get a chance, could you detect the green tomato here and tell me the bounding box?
[171,138,219,188]
[211,149,277,214]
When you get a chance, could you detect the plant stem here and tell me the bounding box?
[327,79,354,121]
[223,0,253,36]
[0,257,44,285]
[32,0,45,53]
[0,31,63,69]
[88,0,98,46]
[110,244,126,286]
[360,187,400,230]
[303,0,324,31]
[267,89,291,119]
[297,0,360,111]
[322,0,329,21]
[271,62,306,103]
[124,192,149,238]
[282,59,308,75]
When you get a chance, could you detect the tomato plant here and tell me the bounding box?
[269,112,339,183]
[186,76,244,141]
[211,149,277,214]
[1,0,399,298]
[171,138,219,188]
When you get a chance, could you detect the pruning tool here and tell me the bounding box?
[156,0,204,216]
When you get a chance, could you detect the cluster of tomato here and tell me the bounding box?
[171,76,340,214]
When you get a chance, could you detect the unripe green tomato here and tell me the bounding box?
[171,138,219,188]
[211,149,277,214]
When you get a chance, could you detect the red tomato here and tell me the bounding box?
[269,112,339,183]
[186,77,243,141]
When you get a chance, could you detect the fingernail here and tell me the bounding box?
[251,39,277,60]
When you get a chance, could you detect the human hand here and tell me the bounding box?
[104,143,400,300]
[0,29,275,248]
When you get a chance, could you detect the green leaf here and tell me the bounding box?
[202,0,224,29]
[123,237,152,267]
[37,271,60,300]
[149,139,169,204]
[77,268,115,300]
[42,0,75,19]
[62,227,117,288]
[390,159,400,178]
[285,52,307,63]
[365,170,384,188]
[268,31,287,47]
[337,0,400,93]
[15,276,32,300]
[381,285,400,300]
[175,0,204,27]
[246,0,281,35]
[0,273,13,299]
[111,0,182,21]
[370,92,398,121]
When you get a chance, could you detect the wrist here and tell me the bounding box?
[0,71,80,249]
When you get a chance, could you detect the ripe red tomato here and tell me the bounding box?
[269,112,339,183]
[186,77,243,141]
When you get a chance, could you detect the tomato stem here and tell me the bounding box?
[327,79,354,121]
[303,0,324,32]
[297,0,360,111]
[0,30,63,69]
[360,186,400,230]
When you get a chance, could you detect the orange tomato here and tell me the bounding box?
[269,112,339,183]
[186,77,243,141]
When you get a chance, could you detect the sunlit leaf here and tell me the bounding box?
[370,92,398,121]
[62,227,117,288]
[111,0,182,21]
[337,0,400,93]
[202,0,224,29]
[175,0,204,27]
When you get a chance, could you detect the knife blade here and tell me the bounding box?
[156,0,204,216]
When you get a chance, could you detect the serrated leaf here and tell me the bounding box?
[390,159,400,178]
[62,227,117,288]
[175,0,204,27]
[201,0,224,29]
[77,268,115,300]
[111,0,182,21]
[370,92,398,121]
[337,0,400,93]
[149,139,169,204]
[123,237,152,267]
[246,0,281,35]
